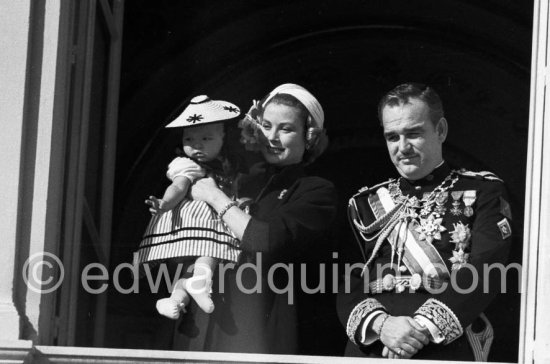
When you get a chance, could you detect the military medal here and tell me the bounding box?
[436,191,449,204]
[449,221,472,270]
[415,214,446,244]
[463,190,477,217]
[386,171,459,263]
[434,191,448,215]
[450,191,464,216]
[435,205,446,216]
[419,204,432,218]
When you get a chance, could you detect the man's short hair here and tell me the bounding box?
[377,83,444,126]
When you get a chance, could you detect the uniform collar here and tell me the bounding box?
[399,162,452,192]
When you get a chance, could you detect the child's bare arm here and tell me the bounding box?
[146,176,191,214]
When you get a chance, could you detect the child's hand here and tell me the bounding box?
[145,196,168,215]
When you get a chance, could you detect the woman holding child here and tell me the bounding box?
[173,83,337,354]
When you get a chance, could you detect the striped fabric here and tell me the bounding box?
[465,313,494,361]
[135,199,241,264]
[369,187,450,279]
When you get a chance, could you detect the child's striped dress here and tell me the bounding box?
[135,157,241,267]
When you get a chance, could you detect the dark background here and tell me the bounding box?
[106,0,532,361]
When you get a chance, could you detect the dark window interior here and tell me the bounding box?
[105,1,531,360]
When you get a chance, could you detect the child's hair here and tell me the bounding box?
[176,121,245,177]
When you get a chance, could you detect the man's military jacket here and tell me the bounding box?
[337,163,512,359]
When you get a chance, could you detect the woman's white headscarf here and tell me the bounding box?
[262,83,324,129]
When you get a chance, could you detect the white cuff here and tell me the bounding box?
[414,315,445,344]
[346,298,386,345]
[359,310,386,345]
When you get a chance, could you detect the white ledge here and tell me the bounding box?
[27,345,513,364]
[0,340,33,363]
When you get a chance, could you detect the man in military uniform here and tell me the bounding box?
[337,83,512,360]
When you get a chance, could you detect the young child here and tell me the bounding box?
[134,95,243,319]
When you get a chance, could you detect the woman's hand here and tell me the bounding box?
[188,176,220,203]
[189,176,252,241]
[378,316,429,359]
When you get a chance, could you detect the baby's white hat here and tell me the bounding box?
[166,95,241,128]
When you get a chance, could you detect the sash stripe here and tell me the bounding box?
[367,194,386,220]
[407,221,449,278]
[395,220,425,275]
[372,187,450,279]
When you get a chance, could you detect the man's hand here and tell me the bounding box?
[382,345,415,359]
[378,316,429,358]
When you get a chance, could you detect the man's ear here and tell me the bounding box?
[436,117,448,142]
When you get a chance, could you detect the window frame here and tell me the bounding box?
[55,0,123,347]
[14,0,550,362]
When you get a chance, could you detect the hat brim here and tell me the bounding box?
[165,99,241,128]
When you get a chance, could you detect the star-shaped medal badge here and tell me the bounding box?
[223,106,239,113]
[448,221,472,270]
[415,214,446,244]
[403,196,420,219]
[450,249,470,271]
[449,221,472,250]
[186,114,204,123]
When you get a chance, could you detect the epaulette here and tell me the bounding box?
[352,178,395,198]
[456,168,503,182]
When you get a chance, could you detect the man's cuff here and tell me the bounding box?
[359,311,386,345]
[346,298,386,345]
[414,315,445,344]
[414,298,463,344]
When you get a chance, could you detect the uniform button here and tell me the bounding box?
[399,265,407,272]
[415,186,421,190]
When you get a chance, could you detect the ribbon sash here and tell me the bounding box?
[368,187,450,279]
